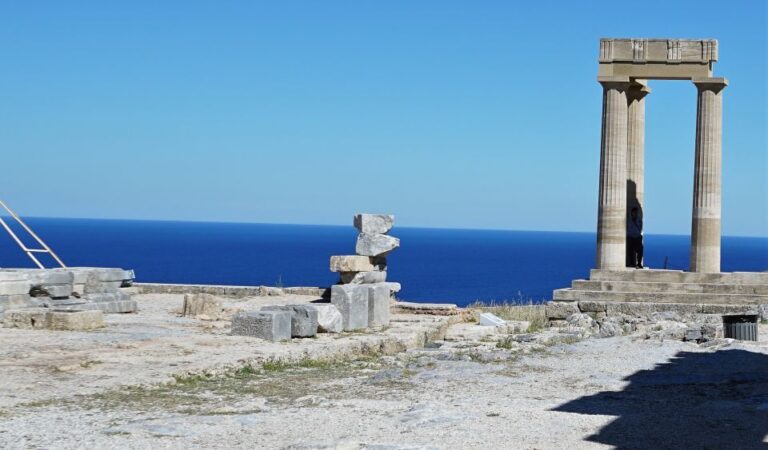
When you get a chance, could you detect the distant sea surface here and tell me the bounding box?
[1,218,766,307]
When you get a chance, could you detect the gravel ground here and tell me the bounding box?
[0,295,766,449]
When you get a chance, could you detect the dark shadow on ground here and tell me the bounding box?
[554,349,768,449]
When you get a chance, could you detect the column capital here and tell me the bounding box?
[627,80,651,101]
[693,77,728,93]
[597,75,631,90]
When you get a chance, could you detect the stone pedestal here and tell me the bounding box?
[690,78,727,273]
[596,76,631,270]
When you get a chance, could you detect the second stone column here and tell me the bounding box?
[596,76,631,270]
[690,77,727,273]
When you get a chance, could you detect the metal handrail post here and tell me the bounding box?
[0,200,66,268]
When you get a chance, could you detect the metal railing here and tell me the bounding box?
[0,199,66,269]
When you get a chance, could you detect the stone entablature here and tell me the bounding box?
[599,38,718,79]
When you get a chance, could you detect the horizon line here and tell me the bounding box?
[8,214,768,239]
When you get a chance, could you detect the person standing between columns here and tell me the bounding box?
[627,206,644,268]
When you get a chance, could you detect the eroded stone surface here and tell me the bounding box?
[310,304,343,333]
[329,256,377,273]
[182,293,224,319]
[331,285,368,331]
[355,233,400,257]
[262,305,318,338]
[353,214,394,234]
[339,271,387,285]
[231,311,291,341]
[367,284,390,327]
[47,310,104,331]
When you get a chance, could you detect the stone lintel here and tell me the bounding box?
[599,38,718,64]
[599,38,718,80]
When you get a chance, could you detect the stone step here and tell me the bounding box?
[553,288,768,305]
[572,279,768,295]
[590,269,768,285]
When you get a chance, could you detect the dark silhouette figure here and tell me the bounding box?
[627,206,644,268]
[554,349,768,449]
[626,180,644,269]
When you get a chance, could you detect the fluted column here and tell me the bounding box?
[596,76,631,270]
[690,77,727,273]
[626,81,650,212]
[626,81,650,267]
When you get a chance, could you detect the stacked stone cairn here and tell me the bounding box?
[1,267,137,330]
[230,213,401,341]
[329,213,401,331]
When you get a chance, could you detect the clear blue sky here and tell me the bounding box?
[1,1,765,236]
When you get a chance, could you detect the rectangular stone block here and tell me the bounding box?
[310,304,343,333]
[355,233,400,257]
[0,294,41,312]
[231,310,291,341]
[262,304,318,337]
[37,284,72,299]
[47,310,104,331]
[0,271,30,282]
[367,284,391,327]
[331,285,369,331]
[3,308,49,329]
[0,281,32,296]
[22,269,74,286]
[82,292,131,303]
[578,301,607,313]
[340,271,387,285]
[353,214,394,234]
[330,255,377,273]
[545,301,579,320]
[182,293,223,319]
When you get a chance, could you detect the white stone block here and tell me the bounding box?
[331,285,368,331]
[353,214,394,234]
[339,271,387,284]
[355,233,400,257]
[478,313,506,327]
[310,304,343,333]
[366,284,390,327]
[0,281,31,296]
[261,304,318,337]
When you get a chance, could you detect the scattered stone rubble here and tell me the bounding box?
[229,213,403,341]
[0,267,137,329]
[545,299,765,344]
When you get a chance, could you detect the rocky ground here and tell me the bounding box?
[0,294,766,449]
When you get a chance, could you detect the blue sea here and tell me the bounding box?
[1,218,766,307]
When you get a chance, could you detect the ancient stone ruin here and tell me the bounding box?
[0,267,136,330]
[550,38,766,340]
[330,213,401,330]
[230,213,401,341]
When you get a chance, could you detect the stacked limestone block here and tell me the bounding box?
[0,267,137,317]
[329,214,401,330]
[231,304,319,341]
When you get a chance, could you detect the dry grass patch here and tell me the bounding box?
[468,300,547,332]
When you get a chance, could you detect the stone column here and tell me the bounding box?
[626,81,650,212]
[596,76,631,270]
[690,77,727,273]
[626,81,650,267]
